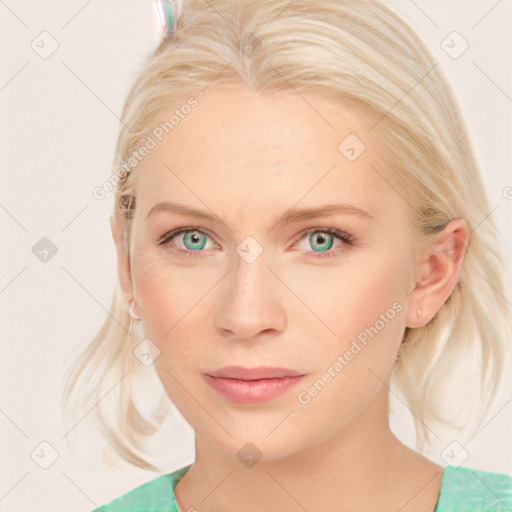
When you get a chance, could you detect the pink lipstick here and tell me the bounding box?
[204,366,305,403]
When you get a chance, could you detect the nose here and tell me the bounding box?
[214,247,287,341]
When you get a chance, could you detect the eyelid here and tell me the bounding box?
[294,226,355,245]
[157,227,217,245]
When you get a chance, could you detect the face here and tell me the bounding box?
[124,86,418,462]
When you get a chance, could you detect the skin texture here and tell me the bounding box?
[111,86,469,511]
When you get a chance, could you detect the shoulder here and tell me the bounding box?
[435,466,512,511]
[91,465,191,512]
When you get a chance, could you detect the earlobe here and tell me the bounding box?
[110,213,133,301]
[405,218,469,328]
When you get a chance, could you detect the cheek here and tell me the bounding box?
[284,251,405,339]
[294,253,407,390]
[130,247,222,347]
[290,261,406,414]
[132,252,178,328]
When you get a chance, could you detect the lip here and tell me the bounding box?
[204,366,305,403]
[207,366,304,380]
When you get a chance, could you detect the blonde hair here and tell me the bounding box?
[61,0,511,470]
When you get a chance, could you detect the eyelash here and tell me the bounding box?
[158,227,356,259]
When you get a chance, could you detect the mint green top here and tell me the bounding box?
[93,465,512,511]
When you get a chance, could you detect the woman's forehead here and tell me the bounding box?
[135,86,392,204]
[149,86,377,150]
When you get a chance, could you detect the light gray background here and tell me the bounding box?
[1,1,511,510]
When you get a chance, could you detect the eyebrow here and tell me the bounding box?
[146,201,374,229]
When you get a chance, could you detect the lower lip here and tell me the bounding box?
[203,374,305,403]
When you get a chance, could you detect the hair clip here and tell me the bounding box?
[155,0,184,37]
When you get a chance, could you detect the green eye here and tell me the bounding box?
[183,231,207,250]
[309,232,334,252]
[295,227,355,259]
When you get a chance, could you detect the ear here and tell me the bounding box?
[110,213,133,303]
[405,218,469,328]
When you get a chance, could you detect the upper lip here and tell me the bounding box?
[207,366,304,380]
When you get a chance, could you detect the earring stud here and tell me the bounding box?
[128,298,141,320]
[417,309,422,318]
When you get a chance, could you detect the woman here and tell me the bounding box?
[62,0,512,510]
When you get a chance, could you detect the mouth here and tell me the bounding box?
[204,366,306,403]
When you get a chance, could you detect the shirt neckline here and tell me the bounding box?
[171,464,448,511]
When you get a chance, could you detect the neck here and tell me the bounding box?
[174,388,442,512]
